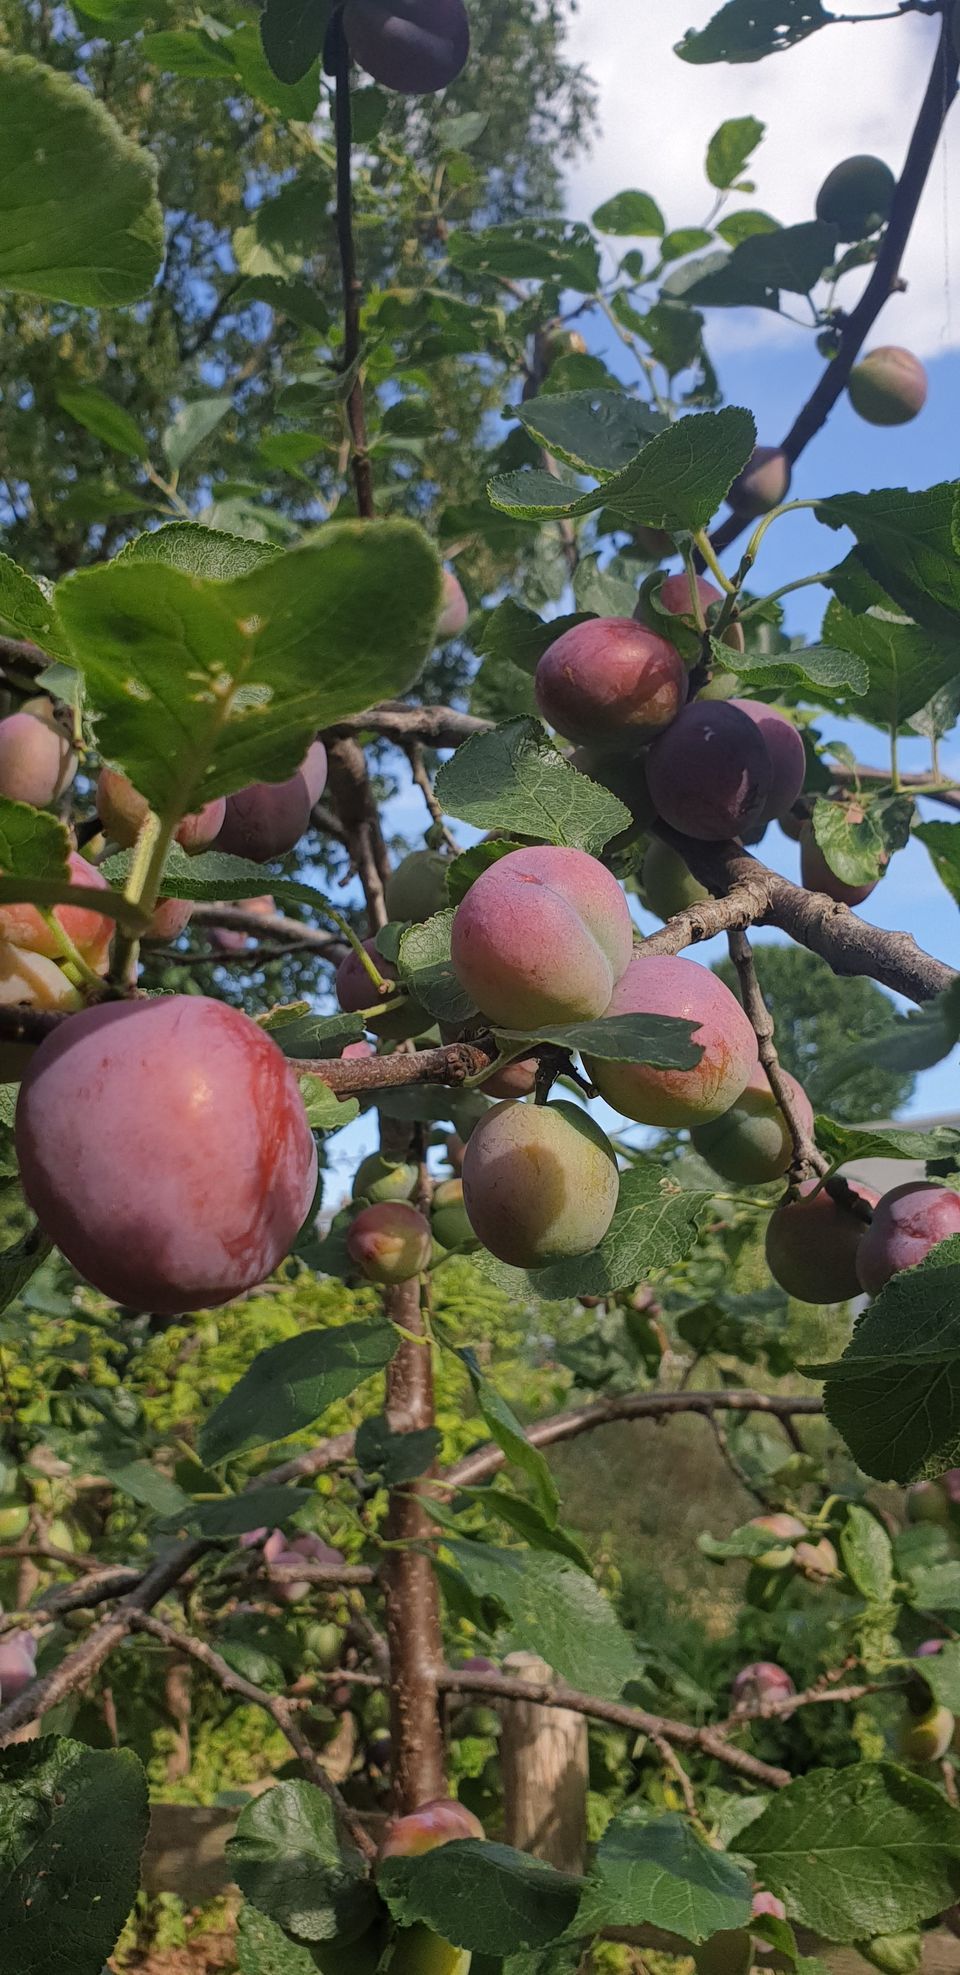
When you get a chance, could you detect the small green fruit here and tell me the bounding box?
[352,1154,419,1205]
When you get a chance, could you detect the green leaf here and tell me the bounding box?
[712,637,868,697]
[716,209,780,246]
[459,1349,559,1525]
[517,392,667,479]
[0,555,70,659]
[399,908,478,1028]
[236,1902,322,1975]
[448,223,600,294]
[57,387,149,462]
[452,1488,591,1569]
[679,223,836,306]
[264,1010,366,1060]
[0,1227,52,1322]
[815,982,960,1092]
[739,1763,960,1942]
[821,599,960,732]
[355,1414,441,1485]
[97,1457,189,1520]
[476,602,591,677]
[809,1237,960,1483]
[917,823,960,904]
[0,53,163,305]
[445,839,521,908]
[164,1486,315,1538]
[597,407,757,532]
[579,1808,753,1944]
[141,28,241,78]
[495,1012,703,1068]
[434,719,630,854]
[479,1165,710,1304]
[55,521,441,817]
[379,1841,582,1956]
[820,485,960,644]
[0,799,70,883]
[120,524,273,581]
[486,468,592,522]
[661,229,715,262]
[102,846,339,926]
[200,1320,398,1464]
[260,0,333,84]
[899,1641,960,1714]
[676,0,832,64]
[441,1540,639,1694]
[228,1782,376,1944]
[706,116,765,189]
[297,1077,359,1133]
[163,396,232,474]
[814,1117,960,1170]
[0,1736,149,1975]
[840,1505,894,1603]
[592,191,665,236]
[811,792,914,887]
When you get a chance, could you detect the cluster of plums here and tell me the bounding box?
[342,0,469,96]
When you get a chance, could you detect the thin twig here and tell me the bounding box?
[726,927,827,1184]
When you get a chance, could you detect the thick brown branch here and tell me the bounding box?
[325,737,391,927]
[325,703,491,748]
[381,1277,447,1811]
[639,882,774,958]
[711,9,960,555]
[332,13,374,521]
[295,1040,495,1095]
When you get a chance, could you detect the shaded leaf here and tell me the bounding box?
[200,1320,397,1463]
[434,719,630,854]
[0,1737,149,1975]
[379,1841,582,1956]
[228,1783,376,1944]
[579,1808,752,1944]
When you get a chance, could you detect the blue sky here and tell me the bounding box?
[322,0,960,1204]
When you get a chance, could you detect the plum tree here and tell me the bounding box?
[729,701,806,827]
[460,1100,620,1267]
[897,1703,954,1762]
[583,955,758,1128]
[646,704,772,841]
[336,936,431,1040]
[0,850,115,974]
[431,1178,477,1251]
[480,1056,538,1098]
[346,1201,433,1283]
[731,1662,795,1708]
[816,154,895,237]
[847,346,927,425]
[343,0,470,94]
[657,573,745,654]
[450,844,634,1029]
[436,568,469,638]
[640,839,708,921]
[765,1179,879,1303]
[799,823,880,906]
[384,850,449,922]
[352,1152,419,1203]
[691,1063,815,1184]
[856,1181,960,1295]
[15,997,317,1314]
[0,708,75,807]
[96,768,225,854]
[534,617,685,749]
[747,1512,806,1569]
[726,446,791,519]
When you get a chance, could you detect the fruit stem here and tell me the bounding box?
[693,530,734,594]
[737,569,838,620]
[890,723,901,792]
[39,910,106,995]
[110,807,175,989]
[324,905,391,993]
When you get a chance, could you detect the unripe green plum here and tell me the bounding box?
[450,845,634,1030]
[691,1063,814,1185]
[856,1181,960,1296]
[431,1178,477,1251]
[658,574,745,655]
[816,155,895,238]
[800,823,880,906]
[461,1100,620,1268]
[15,997,317,1314]
[697,667,739,702]
[906,1481,952,1526]
[640,839,708,922]
[765,1179,878,1304]
[352,1153,419,1204]
[436,568,469,638]
[731,1661,795,1709]
[346,1201,433,1284]
[389,1923,471,1974]
[385,851,449,923]
[0,709,75,807]
[480,1057,538,1099]
[848,346,927,426]
[726,446,791,519]
[729,701,806,826]
[746,1512,806,1569]
[343,0,470,94]
[306,1621,346,1671]
[336,938,431,1041]
[646,704,772,842]
[379,1797,485,1859]
[97,767,225,855]
[542,326,588,369]
[0,1499,29,1540]
[897,1702,954,1762]
[584,955,758,1129]
[0,944,82,1081]
[0,850,115,975]
[534,617,685,750]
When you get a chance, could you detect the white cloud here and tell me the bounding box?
[563,1,957,356]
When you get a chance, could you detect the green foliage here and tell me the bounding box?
[0,1738,149,1974]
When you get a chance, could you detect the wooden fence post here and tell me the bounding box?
[499,1651,588,1874]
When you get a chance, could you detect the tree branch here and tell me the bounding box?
[381,1276,447,1812]
[324,703,492,748]
[332,10,374,520]
[726,926,827,1183]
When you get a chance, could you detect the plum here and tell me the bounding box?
[765,1179,878,1304]
[0,1623,36,1702]
[262,1527,345,1604]
[534,617,685,750]
[0,945,82,1081]
[816,155,895,238]
[729,701,805,826]
[856,1181,960,1296]
[384,850,449,923]
[300,740,328,805]
[96,767,225,854]
[346,1201,433,1283]
[658,573,745,654]
[0,850,115,974]
[379,1797,485,1858]
[747,1512,806,1569]
[431,1177,476,1251]
[731,1662,794,1709]
[640,839,708,922]
[343,0,470,94]
[335,936,431,1040]
[898,1703,954,1762]
[209,895,275,954]
[799,823,880,906]
[848,346,927,425]
[142,897,193,942]
[0,708,75,807]
[583,954,758,1129]
[691,1062,814,1185]
[450,844,634,1029]
[436,568,469,638]
[646,703,772,842]
[727,446,791,519]
[15,997,317,1314]
[795,1536,837,1582]
[352,1152,418,1203]
[480,1057,538,1099]
[461,1099,620,1268]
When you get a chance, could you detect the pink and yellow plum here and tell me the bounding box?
[898,1703,954,1762]
[97,767,226,855]
[0,850,114,974]
[800,823,881,906]
[461,1099,620,1269]
[450,845,634,1030]
[379,1797,485,1860]
[436,568,469,638]
[731,1662,795,1709]
[0,708,75,807]
[657,574,745,655]
[346,1201,433,1284]
[726,447,791,519]
[534,617,685,750]
[848,346,927,426]
[765,1179,879,1304]
[0,944,82,1081]
[480,1057,538,1099]
[335,937,431,1041]
[856,1181,960,1296]
[691,1063,815,1185]
[583,954,758,1129]
[747,1512,806,1570]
